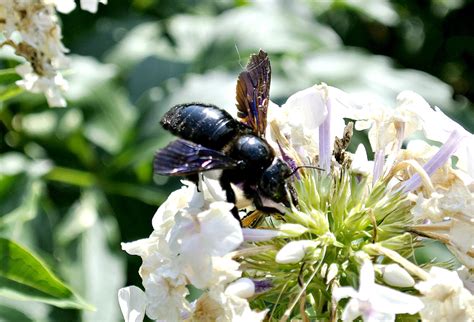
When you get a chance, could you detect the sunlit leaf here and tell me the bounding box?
[0,238,92,309]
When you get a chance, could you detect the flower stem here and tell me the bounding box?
[280,246,327,322]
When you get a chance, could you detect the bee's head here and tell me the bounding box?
[258,158,292,203]
[259,160,323,206]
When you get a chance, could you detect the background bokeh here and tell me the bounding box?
[0,0,472,320]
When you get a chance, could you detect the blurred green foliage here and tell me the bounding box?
[0,0,472,321]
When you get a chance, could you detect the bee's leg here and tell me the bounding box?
[219,176,241,225]
[186,173,201,191]
[243,184,286,215]
[253,194,285,215]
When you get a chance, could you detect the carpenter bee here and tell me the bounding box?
[154,50,292,221]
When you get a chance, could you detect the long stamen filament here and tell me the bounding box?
[401,129,466,192]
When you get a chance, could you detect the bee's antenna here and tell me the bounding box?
[235,44,245,70]
[286,165,325,179]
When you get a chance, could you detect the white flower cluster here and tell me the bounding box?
[270,84,474,269]
[267,85,474,321]
[118,181,267,321]
[122,81,474,321]
[0,0,106,107]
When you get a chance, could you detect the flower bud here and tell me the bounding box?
[275,240,319,264]
[326,263,339,284]
[278,223,308,237]
[225,278,255,298]
[382,264,415,287]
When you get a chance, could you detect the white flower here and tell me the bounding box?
[268,83,357,162]
[415,266,474,321]
[118,286,146,322]
[409,191,444,221]
[355,91,428,156]
[46,0,76,14]
[333,260,423,321]
[169,201,243,288]
[121,233,191,321]
[0,0,106,107]
[191,286,267,322]
[15,63,68,107]
[43,0,107,13]
[79,0,107,13]
[275,240,319,264]
[143,270,189,321]
[119,180,245,321]
[151,181,205,232]
[448,218,474,269]
[457,266,474,293]
[413,101,474,177]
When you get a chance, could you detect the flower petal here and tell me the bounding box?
[358,260,376,299]
[118,286,146,322]
[371,284,424,315]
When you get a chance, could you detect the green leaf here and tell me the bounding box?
[0,68,21,84]
[80,216,125,322]
[0,85,23,102]
[0,175,42,229]
[0,238,93,310]
[0,304,34,322]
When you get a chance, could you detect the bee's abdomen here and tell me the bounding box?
[160,103,241,150]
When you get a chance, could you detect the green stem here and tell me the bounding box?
[280,246,328,322]
[44,166,96,187]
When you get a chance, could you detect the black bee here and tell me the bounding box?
[154,50,292,221]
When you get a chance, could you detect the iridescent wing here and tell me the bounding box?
[236,50,271,138]
[154,139,240,176]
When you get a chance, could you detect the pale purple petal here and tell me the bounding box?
[242,228,279,242]
[319,95,332,172]
[253,279,273,294]
[372,149,385,184]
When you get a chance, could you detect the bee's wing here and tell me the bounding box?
[154,139,239,176]
[236,50,271,138]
